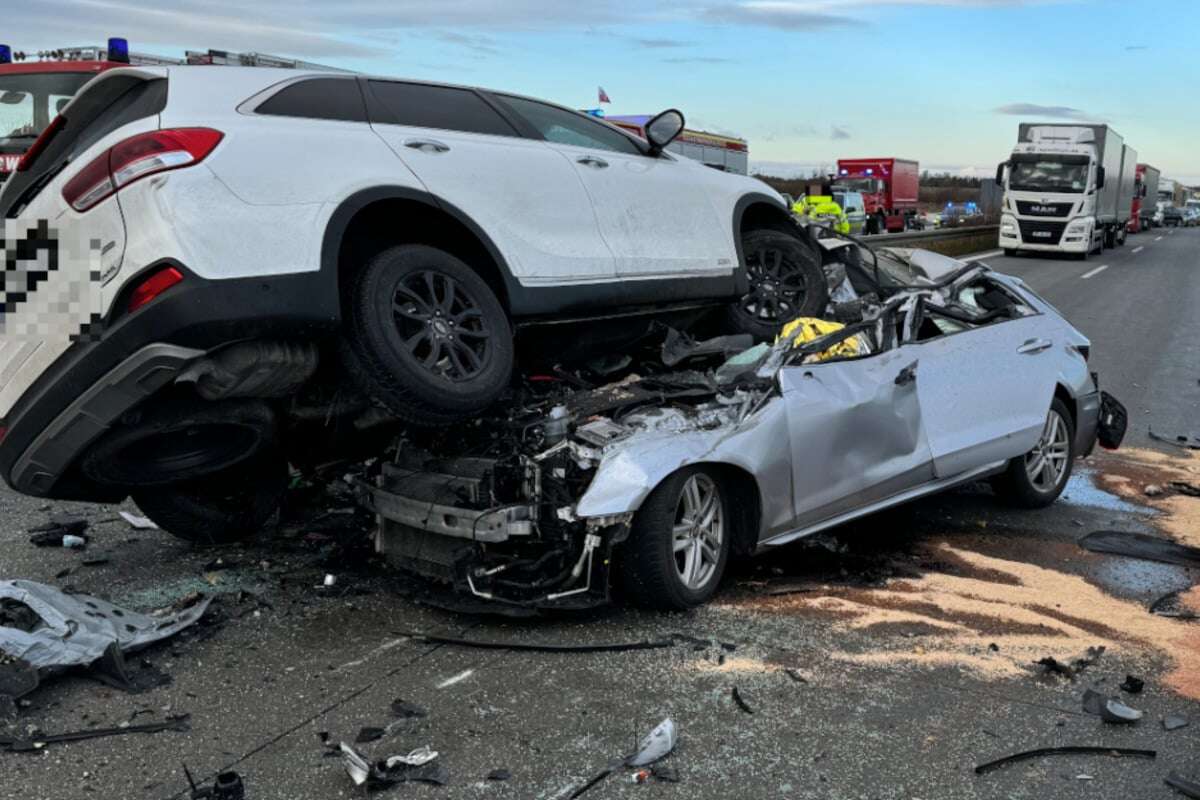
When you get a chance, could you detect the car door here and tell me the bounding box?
[363,80,615,285]
[490,95,735,280]
[778,346,934,529]
[911,308,1061,478]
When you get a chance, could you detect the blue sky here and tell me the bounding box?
[14,0,1200,181]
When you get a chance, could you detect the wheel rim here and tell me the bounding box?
[672,474,723,591]
[740,245,810,323]
[121,424,260,479]
[1025,408,1070,491]
[390,270,492,383]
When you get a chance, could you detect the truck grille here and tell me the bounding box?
[1015,201,1073,217]
[1018,220,1067,245]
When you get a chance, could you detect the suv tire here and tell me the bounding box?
[342,245,514,425]
[728,226,829,340]
[131,449,288,544]
[991,397,1075,508]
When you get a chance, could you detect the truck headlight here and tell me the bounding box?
[1001,222,1015,233]
[1065,217,1093,233]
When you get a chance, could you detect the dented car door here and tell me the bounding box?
[779,346,934,530]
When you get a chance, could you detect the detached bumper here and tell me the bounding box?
[1075,384,1127,457]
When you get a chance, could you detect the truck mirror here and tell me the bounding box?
[1096,166,1105,189]
[995,161,1006,184]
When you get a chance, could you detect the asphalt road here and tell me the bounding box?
[2,228,1200,800]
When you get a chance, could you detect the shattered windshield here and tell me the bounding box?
[1009,156,1089,193]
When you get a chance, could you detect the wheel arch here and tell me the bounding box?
[321,186,519,318]
[732,193,794,292]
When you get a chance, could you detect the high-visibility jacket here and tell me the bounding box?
[792,195,849,235]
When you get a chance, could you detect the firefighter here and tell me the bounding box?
[793,194,850,235]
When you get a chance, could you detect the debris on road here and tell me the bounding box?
[339,741,448,789]
[628,718,677,767]
[390,699,428,719]
[1170,481,1200,497]
[399,631,674,653]
[0,580,209,689]
[1145,484,1165,497]
[0,714,190,752]
[1165,771,1200,799]
[731,686,754,714]
[1035,646,1105,679]
[1163,715,1190,731]
[1082,689,1144,723]
[355,726,385,744]
[118,511,158,530]
[28,514,89,548]
[486,769,511,781]
[183,765,246,800]
[1119,675,1145,694]
[61,534,87,549]
[974,746,1157,775]
[1078,530,1200,568]
[1150,590,1199,620]
[385,745,439,768]
[1148,429,1200,451]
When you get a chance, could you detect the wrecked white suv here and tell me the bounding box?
[0,66,825,539]
[361,244,1127,610]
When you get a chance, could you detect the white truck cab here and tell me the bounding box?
[997,124,1136,260]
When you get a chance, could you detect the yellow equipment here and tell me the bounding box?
[777,317,861,361]
[792,194,850,235]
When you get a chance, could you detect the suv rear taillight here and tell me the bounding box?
[61,128,223,212]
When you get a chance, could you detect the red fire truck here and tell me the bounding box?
[834,157,920,234]
[1128,163,1160,233]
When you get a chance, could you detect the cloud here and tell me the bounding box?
[633,37,694,48]
[662,56,734,63]
[1124,44,1148,50]
[434,31,500,55]
[993,103,1094,120]
[704,3,852,30]
[831,125,851,140]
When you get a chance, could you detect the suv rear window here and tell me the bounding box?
[365,81,517,137]
[255,77,366,122]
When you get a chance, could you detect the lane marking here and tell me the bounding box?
[1131,245,1145,254]
[1080,264,1108,279]
[1155,236,1164,241]
[437,669,474,689]
[964,249,1004,262]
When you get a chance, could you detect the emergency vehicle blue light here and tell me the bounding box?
[839,168,848,175]
[0,45,11,65]
[865,168,873,175]
[107,37,129,63]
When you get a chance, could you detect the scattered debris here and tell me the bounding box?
[1082,689,1144,723]
[390,699,428,719]
[436,669,474,689]
[651,765,680,783]
[1,714,190,752]
[1119,675,1145,694]
[118,511,158,530]
[1170,481,1200,497]
[27,515,89,547]
[1035,646,1105,679]
[400,631,674,654]
[386,746,438,768]
[322,574,337,588]
[61,535,87,549]
[1145,484,1165,497]
[183,765,246,800]
[1150,590,1199,620]
[784,668,809,684]
[1148,429,1200,451]
[355,726,385,744]
[339,741,448,788]
[0,581,209,690]
[974,746,1156,775]
[486,769,511,781]
[631,769,652,784]
[81,555,110,567]
[1163,715,1190,732]
[731,686,754,714]
[569,718,677,799]
[1078,531,1200,568]
[1165,771,1200,799]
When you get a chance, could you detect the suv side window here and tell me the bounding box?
[366,81,518,137]
[495,95,643,155]
[255,78,367,122]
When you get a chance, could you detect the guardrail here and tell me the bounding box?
[860,224,999,257]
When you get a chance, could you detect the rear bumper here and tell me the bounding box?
[0,263,338,498]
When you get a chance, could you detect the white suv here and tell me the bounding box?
[0,66,827,541]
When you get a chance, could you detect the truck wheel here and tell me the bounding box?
[1003,248,1018,258]
[342,245,513,426]
[728,226,828,340]
[618,467,731,610]
[130,450,288,544]
[991,398,1075,509]
[1116,226,1127,246]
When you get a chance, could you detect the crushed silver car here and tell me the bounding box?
[359,240,1127,610]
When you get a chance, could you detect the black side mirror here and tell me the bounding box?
[995,161,1006,184]
[1096,166,1106,189]
[645,109,685,155]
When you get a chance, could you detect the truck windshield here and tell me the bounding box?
[0,72,95,162]
[839,177,883,194]
[1009,156,1089,193]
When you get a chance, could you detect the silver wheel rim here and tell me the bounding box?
[1025,408,1070,491]
[672,474,723,591]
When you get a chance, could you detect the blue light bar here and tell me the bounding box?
[0,45,11,65]
[865,168,873,175]
[107,37,129,63]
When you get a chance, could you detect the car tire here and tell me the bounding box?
[727,226,829,340]
[342,245,514,426]
[991,397,1075,509]
[619,467,731,611]
[130,450,288,544]
[1003,248,1018,257]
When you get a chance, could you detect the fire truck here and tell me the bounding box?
[834,157,920,234]
[0,38,340,181]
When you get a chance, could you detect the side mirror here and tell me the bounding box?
[1096,166,1106,189]
[645,109,685,155]
[995,161,1007,184]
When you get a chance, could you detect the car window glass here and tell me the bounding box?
[496,94,642,155]
[256,78,367,122]
[367,81,517,137]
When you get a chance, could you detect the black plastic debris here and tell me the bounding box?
[355,726,386,744]
[486,769,512,781]
[390,699,428,719]
[0,714,190,752]
[719,641,738,653]
[339,742,447,789]
[27,514,89,546]
[1163,715,1190,732]
[1148,429,1200,451]
[0,655,38,723]
[1079,530,1200,567]
[1082,689,1144,723]
[1036,646,1105,680]
[398,631,674,653]
[660,326,753,368]
[1166,771,1200,799]
[184,765,246,800]
[1170,481,1200,497]
[651,765,681,783]
[91,643,172,693]
[731,686,754,714]
[1150,590,1198,620]
[974,746,1156,775]
[1119,675,1145,694]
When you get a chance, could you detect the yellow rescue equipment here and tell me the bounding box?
[792,195,850,235]
[777,316,861,362]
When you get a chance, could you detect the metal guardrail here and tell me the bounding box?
[860,224,999,247]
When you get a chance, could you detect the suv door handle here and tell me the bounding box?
[404,138,450,153]
[1016,338,1053,354]
[576,156,609,169]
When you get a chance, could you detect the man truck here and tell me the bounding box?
[997,124,1136,259]
[1129,163,1161,233]
[834,158,919,234]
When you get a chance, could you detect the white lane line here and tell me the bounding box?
[1155,236,1164,241]
[437,669,475,689]
[964,249,1004,262]
[1080,264,1108,279]
[1131,245,1145,254]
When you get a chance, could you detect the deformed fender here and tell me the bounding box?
[574,399,794,541]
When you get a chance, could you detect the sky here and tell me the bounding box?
[10,0,1200,182]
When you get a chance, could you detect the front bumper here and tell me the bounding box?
[0,263,338,498]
